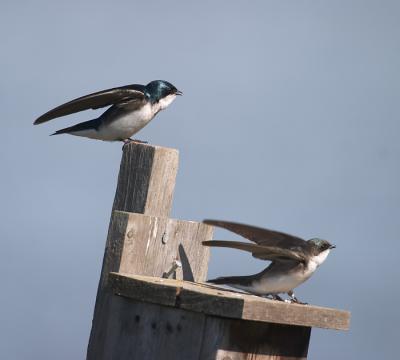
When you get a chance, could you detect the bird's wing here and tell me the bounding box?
[202,240,307,262]
[34,84,147,124]
[203,219,306,248]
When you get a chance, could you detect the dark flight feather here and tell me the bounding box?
[207,275,254,286]
[50,118,102,136]
[34,84,146,124]
[203,219,306,248]
[202,240,307,262]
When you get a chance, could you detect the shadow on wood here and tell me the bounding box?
[179,244,195,282]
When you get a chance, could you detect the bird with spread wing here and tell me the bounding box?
[202,219,335,303]
[34,80,182,144]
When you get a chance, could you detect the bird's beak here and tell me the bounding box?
[175,90,183,96]
[329,245,336,249]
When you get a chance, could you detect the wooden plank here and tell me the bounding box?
[199,316,310,360]
[98,212,130,290]
[110,265,178,307]
[87,144,181,359]
[87,212,131,359]
[101,295,310,360]
[110,273,351,331]
[144,146,179,217]
[179,284,350,331]
[101,296,207,360]
[117,212,212,282]
[88,213,212,359]
[112,142,179,217]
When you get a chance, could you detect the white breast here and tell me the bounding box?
[100,95,177,141]
[97,103,154,141]
[306,249,331,273]
[158,94,177,110]
[71,94,178,141]
[232,249,331,295]
[248,272,309,294]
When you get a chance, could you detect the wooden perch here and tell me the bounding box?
[110,273,350,331]
[86,143,350,360]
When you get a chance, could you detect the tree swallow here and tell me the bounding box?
[202,219,335,304]
[34,80,182,143]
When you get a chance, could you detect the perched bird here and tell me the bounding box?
[34,80,182,143]
[203,219,335,304]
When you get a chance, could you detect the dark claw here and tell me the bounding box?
[287,291,307,305]
[264,294,284,301]
[290,297,308,305]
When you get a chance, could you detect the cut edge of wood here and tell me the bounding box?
[112,210,214,229]
[122,141,180,155]
[109,272,351,331]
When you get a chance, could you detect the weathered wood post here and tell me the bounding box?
[87,143,350,360]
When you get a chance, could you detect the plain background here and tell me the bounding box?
[1,1,399,359]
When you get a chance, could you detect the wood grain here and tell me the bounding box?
[110,273,351,331]
[199,316,311,360]
[118,211,212,282]
[100,296,207,360]
[112,142,179,217]
[99,295,310,360]
[88,215,212,359]
[88,144,179,359]
[86,212,130,359]
[144,146,179,217]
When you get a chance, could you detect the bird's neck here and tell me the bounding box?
[309,249,331,267]
[158,94,177,110]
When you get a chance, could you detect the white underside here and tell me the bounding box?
[233,249,331,295]
[70,94,177,141]
[71,128,99,139]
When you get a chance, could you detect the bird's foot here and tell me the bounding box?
[264,294,284,302]
[287,291,307,305]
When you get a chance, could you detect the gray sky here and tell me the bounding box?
[1,1,399,358]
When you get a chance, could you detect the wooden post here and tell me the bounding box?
[87,143,212,359]
[87,143,350,360]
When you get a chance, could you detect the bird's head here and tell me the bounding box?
[307,238,336,254]
[145,80,182,108]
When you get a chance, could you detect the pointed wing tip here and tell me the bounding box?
[34,111,60,124]
[203,219,220,225]
[33,117,48,125]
